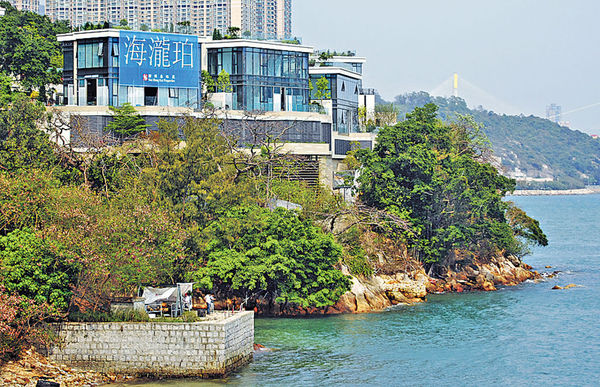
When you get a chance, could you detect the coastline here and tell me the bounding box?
[511,187,600,196]
[2,255,540,386]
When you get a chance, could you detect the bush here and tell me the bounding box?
[190,206,351,308]
[68,309,149,322]
[338,226,373,277]
[0,228,78,311]
[0,287,61,361]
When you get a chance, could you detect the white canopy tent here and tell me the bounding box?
[141,283,193,317]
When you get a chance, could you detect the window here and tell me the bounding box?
[77,42,104,69]
[169,88,179,98]
[112,43,119,56]
[354,85,359,95]
[341,81,345,92]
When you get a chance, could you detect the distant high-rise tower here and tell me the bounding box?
[233,0,291,40]
[45,0,292,39]
[7,0,42,14]
[546,103,562,123]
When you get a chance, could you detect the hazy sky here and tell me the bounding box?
[294,0,600,134]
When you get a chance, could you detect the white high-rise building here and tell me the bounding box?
[7,0,42,14]
[45,0,292,39]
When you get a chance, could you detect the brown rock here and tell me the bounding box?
[552,285,563,290]
[425,279,440,293]
[463,266,480,279]
[515,268,533,283]
[386,290,410,305]
[395,280,427,299]
[482,281,497,291]
[545,265,552,269]
[329,294,356,314]
[493,275,508,285]
[456,273,469,281]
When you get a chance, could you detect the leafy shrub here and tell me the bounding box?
[190,206,351,308]
[338,226,373,277]
[0,228,78,310]
[68,309,150,322]
[358,104,547,267]
[0,286,61,361]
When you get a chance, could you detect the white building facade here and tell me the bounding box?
[46,0,291,40]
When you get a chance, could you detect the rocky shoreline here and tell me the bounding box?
[0,347,134,386]
[511,187,600,196]
[329,254,539,314]
[252,253,540,316]
[2,254,540,385]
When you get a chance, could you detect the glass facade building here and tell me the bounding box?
[60,30,201,108]
[310,71,361,134]
[207,42,310,112]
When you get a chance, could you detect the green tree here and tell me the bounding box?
[357,104,547,267]
[189,206,351,308]
[0,3,70,100]
[226,26,240,39]
[0,228,78,310]
[313,76,331,100]
[0,94,57,172]
[390,91,600,188]
[177,20,191,34]
[201,69,216,97]
[217,69,233,93]
[374,103,399,126]
[140,24,149,31]
[212,28,222,40]
[105,103,150,137]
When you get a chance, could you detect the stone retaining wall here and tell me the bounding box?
[49,311,254,378]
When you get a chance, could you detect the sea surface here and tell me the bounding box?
[114,194,600,386]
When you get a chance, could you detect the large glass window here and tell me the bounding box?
[77,42,104,69]
[275,54,282,77]
[64,50,73,71]
[252,50,260,76]
[206,47,310,112]
[222,48,232,74]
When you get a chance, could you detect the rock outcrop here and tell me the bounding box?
[0,347,134,387]
[250,251,540,316]
[318,253,540,315]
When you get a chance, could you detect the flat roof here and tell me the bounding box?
[204,39,313,53]
[57,29,204,42]
[313,56,367,64]
[309,66,362,80]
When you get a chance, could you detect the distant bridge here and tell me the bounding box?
[429,73,523,115]
[430,73,600,120]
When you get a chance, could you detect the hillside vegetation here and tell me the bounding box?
[385,91,600,189]
[0,4,547,361]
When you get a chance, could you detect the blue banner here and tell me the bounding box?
[119,31,199,88]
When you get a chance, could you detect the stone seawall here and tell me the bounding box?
[48,311,254,378]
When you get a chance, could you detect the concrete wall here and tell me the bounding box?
[49,311,254,378]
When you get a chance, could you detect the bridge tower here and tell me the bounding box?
[453,73,459,97]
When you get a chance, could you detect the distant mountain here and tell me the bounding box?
[381,92,600,189]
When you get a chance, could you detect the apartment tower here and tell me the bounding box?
[45,0,292,40]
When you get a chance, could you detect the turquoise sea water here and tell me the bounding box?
[117,194,600,386]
